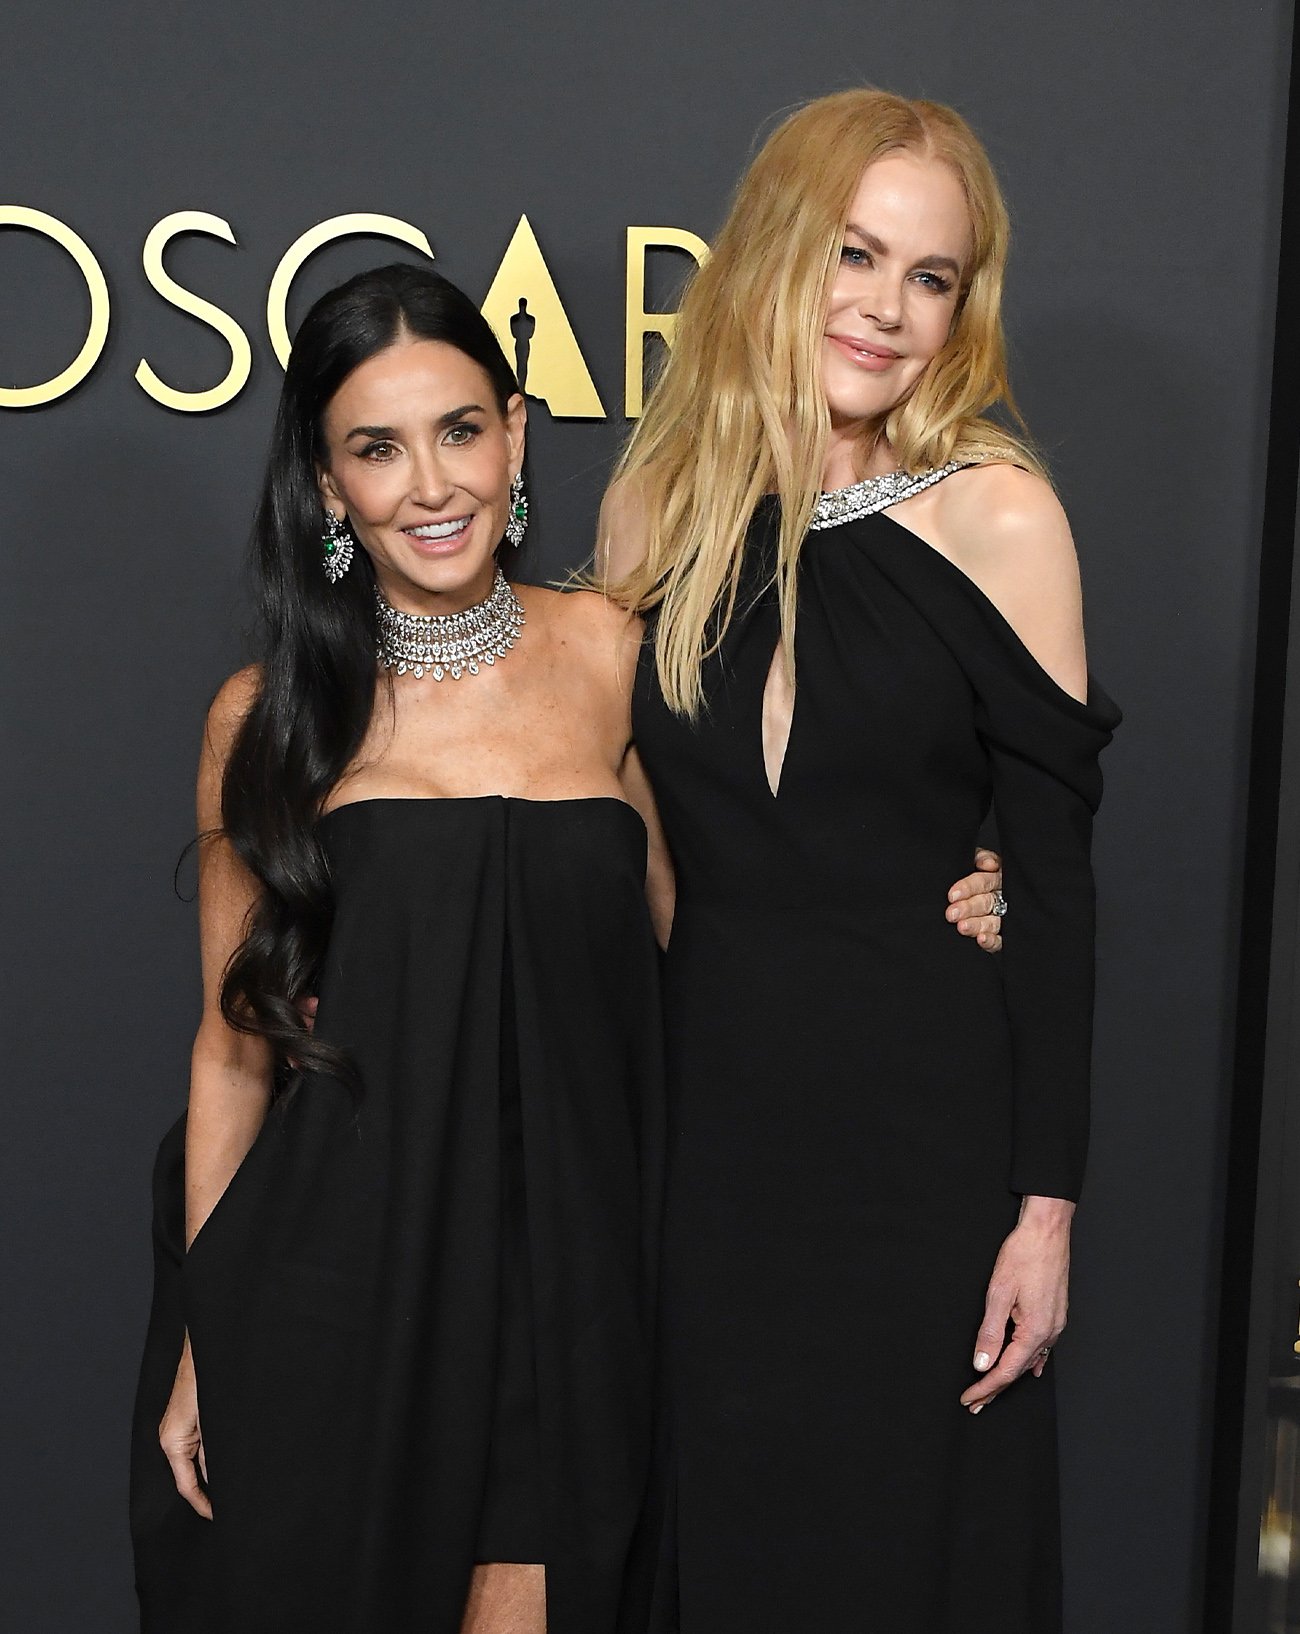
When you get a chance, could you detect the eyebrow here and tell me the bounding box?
[844,222,962,278]
[344,403,487,439]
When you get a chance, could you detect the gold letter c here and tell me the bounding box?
[266,214,435,368]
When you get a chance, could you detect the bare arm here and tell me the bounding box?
[186,667,274,1248]
[929,463,1088,704]
[595,474,651,586]
[596,476,678,944]
[161,666,272,1519]
[619,743,676,949]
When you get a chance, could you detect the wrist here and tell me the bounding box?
[1017,1194,1075,1233]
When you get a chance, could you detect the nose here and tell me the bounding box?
[858,273,902,330]
[408,443,456,509]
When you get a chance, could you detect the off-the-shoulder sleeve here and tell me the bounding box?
[972,663,1121,1200]
[860,519,1121,1202]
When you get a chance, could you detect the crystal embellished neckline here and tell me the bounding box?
[375,566,526,681]
[808,460,967,531]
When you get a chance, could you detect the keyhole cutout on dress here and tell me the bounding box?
[761,643,796,797]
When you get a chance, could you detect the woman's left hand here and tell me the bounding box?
[960,1195,1073,1412]
[946,848,1004,952]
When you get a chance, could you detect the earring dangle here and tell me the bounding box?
[322,509,354,583]
[505,472,529,548]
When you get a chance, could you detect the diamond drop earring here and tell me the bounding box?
[505,472,529,548]
[322,509,355,583]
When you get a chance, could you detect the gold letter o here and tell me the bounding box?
[0,207,110,407]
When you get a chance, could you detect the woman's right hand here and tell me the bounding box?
[160,1335,212,1519]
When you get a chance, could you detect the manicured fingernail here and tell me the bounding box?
[949,889,960,902]
[970,1403,984,1415]
[975,1352,991,1370]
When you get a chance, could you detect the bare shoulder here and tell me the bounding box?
[918,464,1087,699]
[204,665,262,764]
[525,582,641,641]
[197,665,261,829]
[595,471,652,584]
[931,464,1076,581]
[523,582,644,692]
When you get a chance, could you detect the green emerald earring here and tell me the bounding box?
[322,509,355,583]
[505,472,528,548]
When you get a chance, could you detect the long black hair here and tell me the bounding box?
[218,262,520,1082]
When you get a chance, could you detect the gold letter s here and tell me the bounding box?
[0,207,110,408]
[624,227,708,418]
[135,212,252,412]
[266,214,435,368]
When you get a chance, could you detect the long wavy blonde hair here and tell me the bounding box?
[604,88,1043,715]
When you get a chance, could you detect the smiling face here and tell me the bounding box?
[821,149,972,444]
[317,336,525,614]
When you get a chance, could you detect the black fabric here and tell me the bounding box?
[129,1114,219,1634]
[130,796,667,1633]
[633,502,1120,1634]
[473,931,545,1563]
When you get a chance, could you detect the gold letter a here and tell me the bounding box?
[480,215,605,419]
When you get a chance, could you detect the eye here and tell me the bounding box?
[359,439,397,461]
[444,421,482,446]
[913,270,955,294]
[840,244,871,267]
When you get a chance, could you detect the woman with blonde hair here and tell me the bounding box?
[603,90,1120,1630]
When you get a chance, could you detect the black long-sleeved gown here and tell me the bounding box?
[633,490,1120,1633]
[130,796,667,1634]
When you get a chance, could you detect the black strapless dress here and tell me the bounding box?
[130,796,667,1634]
[633,501,1120,1633]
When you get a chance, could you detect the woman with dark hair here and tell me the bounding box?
[129,263,672,1634]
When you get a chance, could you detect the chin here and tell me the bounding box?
[419,551,498,589]
[386,548,499,609]
[825,390,893,428]
[822,372,896,428]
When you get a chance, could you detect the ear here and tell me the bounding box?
[504,393,527,478]
[316,462,344,515]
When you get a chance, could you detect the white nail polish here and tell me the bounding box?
[975,1351,991,1370]
[970,1403,984,1415]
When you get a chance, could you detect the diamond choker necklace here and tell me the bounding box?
[375,567,526,680]
[808,461,966,530]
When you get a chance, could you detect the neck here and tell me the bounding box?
[820,419,896,491]
[375,561,499,619]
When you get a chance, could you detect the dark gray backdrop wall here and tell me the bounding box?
[0,4,1290,1629]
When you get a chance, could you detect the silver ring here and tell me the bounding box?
[991,891,1008,918]
[1038,1346,1052,1359]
